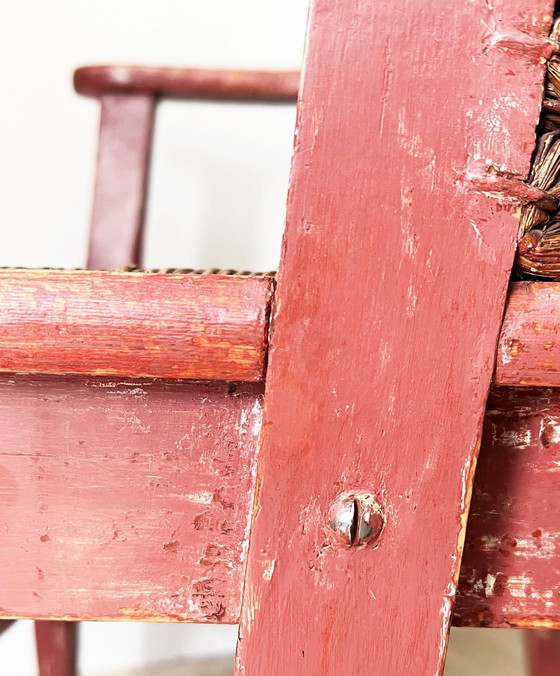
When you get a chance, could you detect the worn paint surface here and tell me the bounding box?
[0,269,272,382]
[1,382,560,625]
[0,376,262,622]
[235,0,553,674]
[496,282,560,386]
[455,387,560,628]
[1,269,558,386]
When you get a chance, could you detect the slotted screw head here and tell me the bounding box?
[329,494,384,547]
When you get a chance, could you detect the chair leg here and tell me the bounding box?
[526,629,560,676]
[0,620,15,637]
[35,620,77,676]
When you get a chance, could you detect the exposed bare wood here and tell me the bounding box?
[74,66,300,101]
[0,269,272,382]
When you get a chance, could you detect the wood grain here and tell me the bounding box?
[74,66,300,101]
[0,378,560,626]
[496,282,560,387]
[2,272,560,386]
[0,376,262,623]
[87,94,154,270]
[455,387,560,629]
[0,269,272,382]
[234,0,553,674]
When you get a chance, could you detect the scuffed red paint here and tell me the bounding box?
[235,0,554,674]
[496,282,560,386]
[455,388,560,628]
[0,269,273,382]
[0,376,263,623]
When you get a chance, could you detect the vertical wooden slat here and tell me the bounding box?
[86,93,155,270]
[35,621,77,676]
[235,0,553,674]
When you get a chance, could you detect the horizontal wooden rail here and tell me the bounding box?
[495,282,560,386]
[0,269,273,382]
[74,66,300,102]
[0,375,558,627]
[1,272,560,385]
[455,387,560,629]
[0,377,262,623]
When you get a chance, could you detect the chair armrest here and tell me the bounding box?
[74,65,300,102]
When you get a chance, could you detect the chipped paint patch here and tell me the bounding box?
[497,428,532,448]
[262,559,276,582]
[484,573,497,596]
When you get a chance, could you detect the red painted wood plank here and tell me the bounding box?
[496,282,560,387]
[0,272,560,386]
[35,622,77,676]
[0,376,262,623]
[0,269,272,382]
[455,387,560,629]
[0,377,559,626]
[75,66,300,102]
[235,1,553,674]
[87,94,154,270]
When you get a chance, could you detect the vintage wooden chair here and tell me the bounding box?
[2,1,560,674]
[0,65,298,675]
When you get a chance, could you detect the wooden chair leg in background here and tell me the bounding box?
[86,93,155,271]
[0,621,14,637]
[35,622,77,676]
[526,629,560,676]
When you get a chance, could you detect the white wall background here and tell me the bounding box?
[0,1,308,674]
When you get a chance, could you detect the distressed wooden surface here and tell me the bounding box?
[1,380,560,625]
[35,621,77,676]
[496,282,560,387]
[2,270,560,386]
[0,269,272,382]
[234,0,553,674]
[455,387,560,629]
[0,376,262,622]
[75,66,300,101]
[87,94,154,270]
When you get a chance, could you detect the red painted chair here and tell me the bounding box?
[0,64,298,676]
[3,2,560,674]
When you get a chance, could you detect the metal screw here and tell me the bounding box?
[329,494,384,547]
